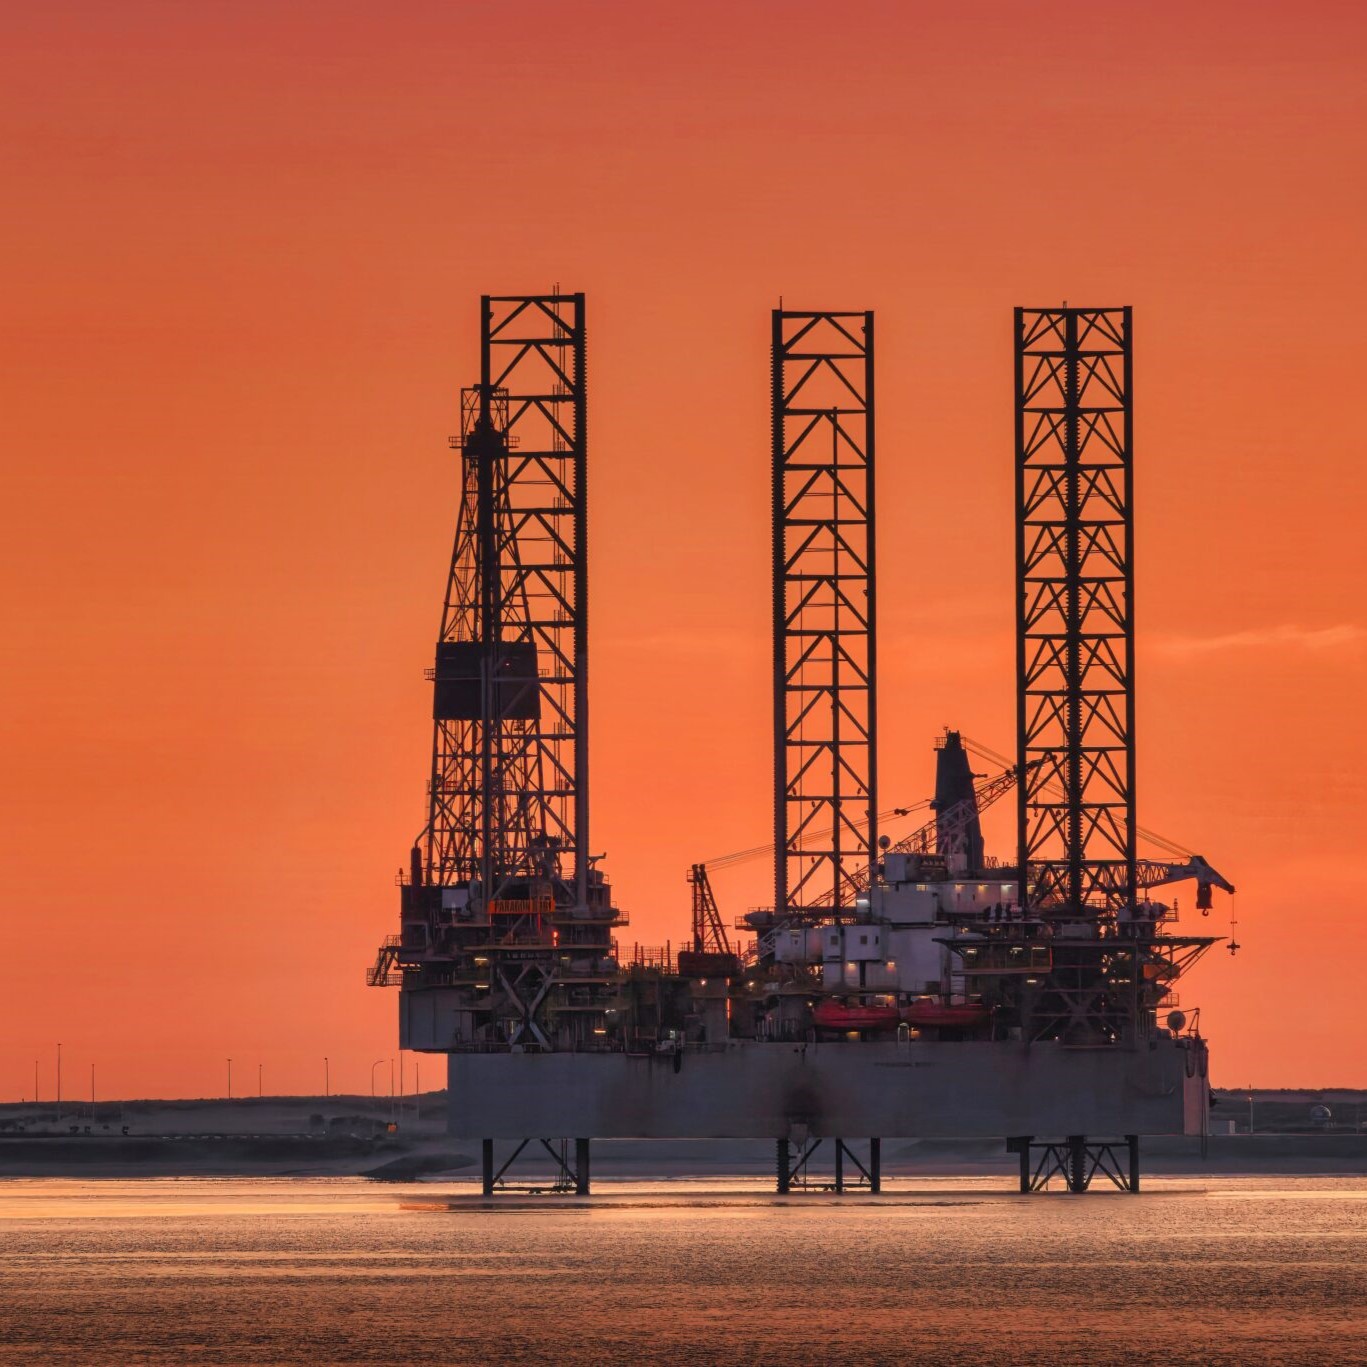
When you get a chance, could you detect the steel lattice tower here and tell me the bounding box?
[1015,306,1135,917]
[426,293,589,908]
[771,309,877,914]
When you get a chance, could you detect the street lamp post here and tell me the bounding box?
[227,1058,233,1101]
[370,1059,385,1098]
[56,1042,62,1123]
[258,1063,263,1098]
[324,1057,329,1098]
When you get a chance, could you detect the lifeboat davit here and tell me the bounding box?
[900,1002,990,1029]
[812,1000,901,1031]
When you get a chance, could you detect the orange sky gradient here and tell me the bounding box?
[3,1,1366,1097]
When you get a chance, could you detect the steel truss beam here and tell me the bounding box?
[776,1137,882,1193]
[427,294,589,906]
[495,963,556,1048]
[481,1137,591,1195]
[1008,1135,1140,1193]
[1015,307,1135,916]
[771,310,877,914]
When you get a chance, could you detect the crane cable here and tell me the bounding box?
[700,733,1196,873]
[702,797,935,871]
[958,734,1194,861]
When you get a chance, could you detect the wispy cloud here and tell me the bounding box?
[1152,624,1366,658]
[602,622,1367,664]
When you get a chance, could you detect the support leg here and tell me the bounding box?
[1067,1135,1088,1192]
[481,1139,494,1196]
[1127,1134,1140,1193]
[575,1138,591,1195]
[1008,1136,1031,1193]
[869,1138,881,1194]
[834,1139,844,1194]
[776,1138,791,1194]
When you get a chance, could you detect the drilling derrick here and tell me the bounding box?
[379,293,624,1056]
[771,309,877,915]
[428,296,588,905]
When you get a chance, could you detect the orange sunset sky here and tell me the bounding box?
[3,1,1366,1097]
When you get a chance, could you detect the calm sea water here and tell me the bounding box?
[1,1176,1364,1365]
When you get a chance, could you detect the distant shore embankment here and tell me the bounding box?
[1,1090,1364,1180]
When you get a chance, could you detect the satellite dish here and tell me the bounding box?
[1166,1010,1187,1033]
[878,835,891,850]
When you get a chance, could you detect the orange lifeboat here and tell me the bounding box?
[812,1000,901,1031]
[900,1002,990,1029]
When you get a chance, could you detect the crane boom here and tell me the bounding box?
[692,735,1236,912]
[844,763,1023,894]
[1135,855,1236,911]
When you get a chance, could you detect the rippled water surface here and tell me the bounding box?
[2,1176,1365,1364]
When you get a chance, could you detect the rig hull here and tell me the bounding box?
[445,1037,1209,1141]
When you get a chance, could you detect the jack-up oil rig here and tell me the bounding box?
[371,297,1234,1195]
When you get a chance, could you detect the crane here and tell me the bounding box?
[688,734,1235,932]
[1134,856,1236,912]
[958,734,1236,912]
[844,761,1025,894]
[687,863,732,956]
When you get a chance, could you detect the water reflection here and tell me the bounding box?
[1,1177,1364,1364]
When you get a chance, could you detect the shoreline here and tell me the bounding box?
[2,1133,1365,1181]
[3,1092,1364,1180]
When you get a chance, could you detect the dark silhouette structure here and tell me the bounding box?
[932,731,986,873]
[427,293,590,903]
[1014,307,1136,917]
[771,309,877,914]
[374,299,1229,1199]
